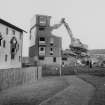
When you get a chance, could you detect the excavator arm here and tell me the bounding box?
[62,18,75,42]
[62,18,88,54]
[50,18,64,30]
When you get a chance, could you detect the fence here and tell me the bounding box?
[0,66,42,91]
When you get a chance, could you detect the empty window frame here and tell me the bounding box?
[38,56,44,60]
[39,37,45,41]
[50,48,53,51]
[62,57,67,60]
[50,48,53,55]
[53,57,56,62]
[40,47,44,51]
[39,27,45,31]
[11,53,15,60]
[50,53,53,55]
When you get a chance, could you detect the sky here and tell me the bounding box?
[0,0,105,56]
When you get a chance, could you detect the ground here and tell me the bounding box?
[0,76,94,105]
[78,74,105,105]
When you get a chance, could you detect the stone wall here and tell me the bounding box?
[0,67,42,91]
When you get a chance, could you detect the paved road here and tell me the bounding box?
[0,76,95,105]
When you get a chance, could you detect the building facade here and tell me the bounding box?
[29,15,62,66]
[0,19,25,69]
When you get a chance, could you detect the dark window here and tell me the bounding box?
[53,57,56,62]
[3,40,6,48]
[50,48,53,51]
[11,48,15,60]
[0,35,3,46]
[19,56,21,62]
[39,27,45,31]
[12,30,15,35]
[50,48,53,55]
[6,28,8,35]
[30,30,32,40]
[5,54,8,61]
[39,37,45,41]
[0,40,1,46]
[62,57,67,60]
[50,43,53,46]
[39,56,44,60]
[62,62,64,65]
[40,47,44,51]
[11,53,15,60]
[50,53,53,55]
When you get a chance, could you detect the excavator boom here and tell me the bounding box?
[62,18,88,55]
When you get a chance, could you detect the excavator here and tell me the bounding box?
[61,18,88,58]
[50,17,88,58]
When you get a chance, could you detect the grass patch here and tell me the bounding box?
[0,77,69,105]
[78,74,105,105]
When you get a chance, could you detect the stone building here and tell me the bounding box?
[29,15,62,66]
[0,19,25,69]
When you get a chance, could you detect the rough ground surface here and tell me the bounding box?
[78,74,105,105]
[0,76,95,105]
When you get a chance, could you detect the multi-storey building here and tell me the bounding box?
[0,19,25,69]
[29,15,62,66]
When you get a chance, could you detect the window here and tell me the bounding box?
[62,57,67,60]
[40,47,44,51]
[6,28,8,35]
[53,57,56,62]
[12,30,15,35]
[19,56,21,62]
[50,48,53,51]
[3,40,6,48]
[5,54,8,62]
[50,48,53,55]
[39,37,45,41]
[39,56,44,60]
[11,53,15,60]
[39,16,47,25]
[50,38,54,45]
[0,35,3,46]
[39,27,45,31]
[50,53,53,55]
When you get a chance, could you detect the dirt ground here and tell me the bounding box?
[0,76,94,105]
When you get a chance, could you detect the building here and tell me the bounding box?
[0,19,25,69]
[29,15,62,66]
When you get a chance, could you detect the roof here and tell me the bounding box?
[89,49,105,55]
[0,18,27,33]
